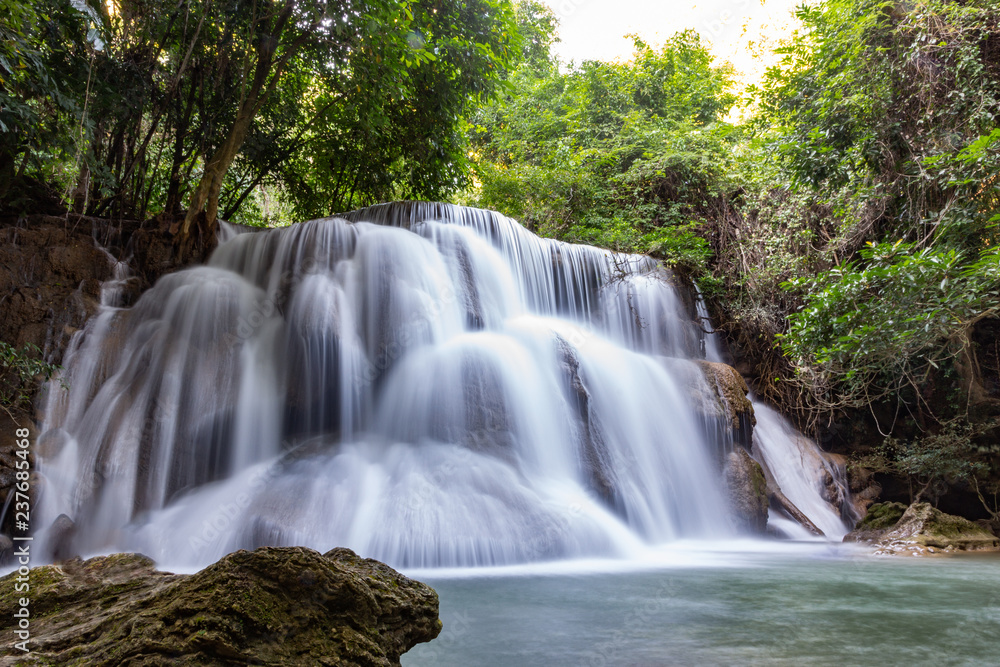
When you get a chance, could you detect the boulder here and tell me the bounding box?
[663,359,756,454]
[845,501,1000,555]
[557,335,616,504]
[0,546,441,666]
[724,447,769,533]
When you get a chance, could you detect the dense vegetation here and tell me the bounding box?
[465,5,735,276]
[1,0,518,245]
[2,0,998,518]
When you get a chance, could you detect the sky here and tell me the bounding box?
[549,0,805,85]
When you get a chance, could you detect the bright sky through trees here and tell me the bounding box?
[551,0,802,84]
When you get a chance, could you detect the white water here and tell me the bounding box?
[752,402,850,539]
[35,202,848,568]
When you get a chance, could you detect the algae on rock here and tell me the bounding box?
[724,447,769,533]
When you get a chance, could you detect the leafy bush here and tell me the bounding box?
[779,241,1000,415]
[858,419,998,510]
[0,342,63,410]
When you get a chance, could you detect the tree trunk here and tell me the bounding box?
[177,109,254,247]
[175,1,297,257]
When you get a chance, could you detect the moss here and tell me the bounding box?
[0,546,440,666]
[901,503,999,548]
[857,501,907,531]
[751,462,768,502]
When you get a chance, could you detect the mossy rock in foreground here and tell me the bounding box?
[885,503,1000,550]
[0,546,441,666]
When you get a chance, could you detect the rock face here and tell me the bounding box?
[844,501,908,543]
[0,546,441,666]
[724,447,769,533]
[845,502,1000,555]
[695,361,756,449]
[845,462,882,519]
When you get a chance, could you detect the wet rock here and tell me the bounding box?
[843,501,907,543]
[0,534,12,565]
[975,518,1000,538]
[0,410,35,537]
[556,335,616,505]
[724,448,769,533]
[47,514,78,563]
[695,361,756,449]
[0,546,441,666]
[846,502,1000,555]
[846,463,882,518]
[663,358,756,456]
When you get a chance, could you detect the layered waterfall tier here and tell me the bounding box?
[35,202,843,568]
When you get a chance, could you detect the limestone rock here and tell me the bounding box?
[846,502,1000,556]
[557,335,616,504]
[0,546,441,666]
[663,358,756,453]
[724,447,769,533]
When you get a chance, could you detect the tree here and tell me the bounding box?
[273,0,520,219]
[0,0,96,204]
[1,0,518,246]
[713,0,1000,420]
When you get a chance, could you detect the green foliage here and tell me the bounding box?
[466,28,736,279]
[750,0,1000,250]
[0,342,63,409]
[1,0,519,224]
[859,419,998,504]
[779,241,1000,410]
[0,0,97,203]
[717,0,1000,422]
[276,0,519,219]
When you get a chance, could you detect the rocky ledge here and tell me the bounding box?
[845,502,1000,556]
[0,546,441,666]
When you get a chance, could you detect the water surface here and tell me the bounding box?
[402,545,1000,666]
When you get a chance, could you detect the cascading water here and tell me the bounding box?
[695,273,852,539]
[751,403,852,539]
[35,203,836,570]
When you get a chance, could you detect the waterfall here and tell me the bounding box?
[751,403,852,539]
[693,284,852,539]
[35,203,833,569]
